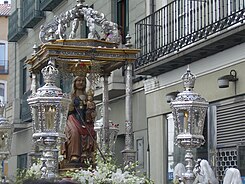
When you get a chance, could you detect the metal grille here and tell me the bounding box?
[216,147,238,183]
[216,97,245,183]
[217,100,245,146]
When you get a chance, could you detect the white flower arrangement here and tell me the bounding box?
[14,156,154,184]
[66,157,154,184]
[26,162,42,178]
[14,160,43,184]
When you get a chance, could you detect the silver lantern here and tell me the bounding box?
[27,60,70,179]
[170,67,208,184]
[0,101,13,182]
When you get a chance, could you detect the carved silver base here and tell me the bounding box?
[176,136,204,184]
[182,148,195,184]
[41,149,56,179]
[33,135,63,180]
[121,149,136,166]
[176,134,204,149]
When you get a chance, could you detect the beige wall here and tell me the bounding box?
[0,16,8,40]
[152,61,245,116]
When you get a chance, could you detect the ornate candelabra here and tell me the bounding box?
[0,101,13,183]
[170,67,208,184]
[27,60,70,180]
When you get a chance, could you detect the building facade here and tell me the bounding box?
[0,0,10,104]
[0,0,10,178]
[6,0,245,183]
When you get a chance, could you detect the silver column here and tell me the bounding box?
[122,34,136,164]
[102,74,110,154]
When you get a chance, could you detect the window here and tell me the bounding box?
[0,43,6,63]
[60,77,72,94]
[23,67,27,94]
[117,0,128,44]
[136,138,144,169]
[0,82,6,103]
[17,153,28,170]
[20,57,27,95]
[0,42,8,74]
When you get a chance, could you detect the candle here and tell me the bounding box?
[184,111,188,133]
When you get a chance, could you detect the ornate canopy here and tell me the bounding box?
[26,0,139,75]
[26,39,139,75]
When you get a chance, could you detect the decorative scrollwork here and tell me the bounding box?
[39,1,121,45]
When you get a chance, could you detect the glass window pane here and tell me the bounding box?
[0,83,5,103]
[17,153,27,169]
[117,0,128,43]
[167,113,208,183]
[23,68,27,94]
[0,43,5,62]
[0,88,4,96]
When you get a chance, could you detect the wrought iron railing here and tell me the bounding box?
[0,60,8,74]
[135,0,245,69]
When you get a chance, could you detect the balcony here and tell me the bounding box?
[8,9,27,42]
[22,0,45,28]
[20,90,32,122]
[40,0,65,11]
[0,60,8,74]
[135,0,245,76]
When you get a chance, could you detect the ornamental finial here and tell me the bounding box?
[41,60,59,84]
[181,66,196,91]
[125,33,132,48]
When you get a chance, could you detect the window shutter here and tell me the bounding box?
[217,100,245,146]
[215,96,245,183]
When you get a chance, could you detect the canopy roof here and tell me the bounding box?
[26,39,139,75]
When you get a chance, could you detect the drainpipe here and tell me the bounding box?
[14,43,16,99]
[146,134,150,178]
[150,0,155,14]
